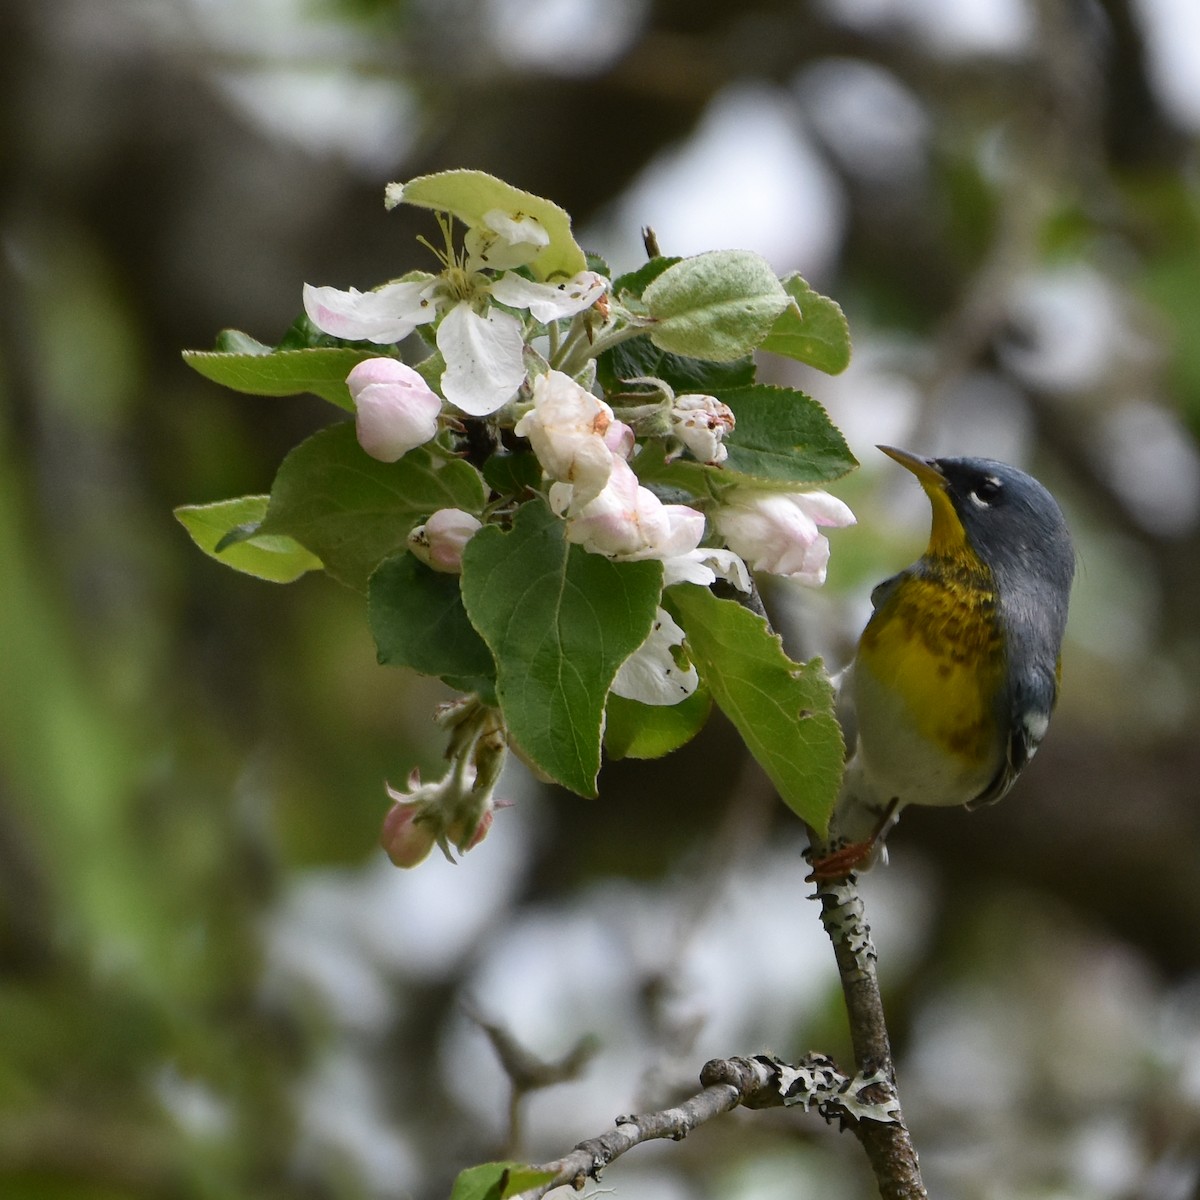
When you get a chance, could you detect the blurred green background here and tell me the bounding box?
[2,1,1199,1198]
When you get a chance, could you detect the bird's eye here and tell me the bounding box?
[970,477,1003,507]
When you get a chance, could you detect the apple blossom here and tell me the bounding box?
[714,489,856,585]
[669,393,735,465]
[346,357,442,461]
[408,508,482,574]
[302,203,609,417]
[554,457,705,562]
[514,370,633,509]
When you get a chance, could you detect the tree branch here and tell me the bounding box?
[812,874,927,1199]
[514,1053,901,1200]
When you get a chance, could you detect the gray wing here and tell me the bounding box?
[966,662,1057,810]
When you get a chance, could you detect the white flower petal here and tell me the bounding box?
[793,490,858,528]
[662,547,752,591]
[611,608,699,706]
[483,209,551,250]
[464,210,551,271]
[436,303,527,416]
[547,481,574,516]
[303,279,437,344]
[490,270,607,323]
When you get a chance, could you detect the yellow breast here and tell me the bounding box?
[852,558,1007,806]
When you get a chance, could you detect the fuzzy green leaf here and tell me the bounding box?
[667,584,843,833]
[257,424,487,593]
[460,501,662,796]
[760,274,852,374]
[174,495,322,583]
[396,170,587,282]
[641,251,789,361]
[183,347,381,411]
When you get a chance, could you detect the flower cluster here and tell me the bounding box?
[175,171,861,866]
[379,698,507,867]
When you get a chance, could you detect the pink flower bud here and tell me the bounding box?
[380,800,437,869]
[407,508,483,574]
[347,358,442,462]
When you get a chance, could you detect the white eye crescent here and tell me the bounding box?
[969,476,1003,507]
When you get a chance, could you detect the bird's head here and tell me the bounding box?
[879,445,1075,596]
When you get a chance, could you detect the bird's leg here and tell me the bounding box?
[806,798,900,882]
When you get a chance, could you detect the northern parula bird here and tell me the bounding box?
[809,446,1075,880]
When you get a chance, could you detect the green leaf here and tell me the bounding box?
[667,584,843,833]
[760,274,852,374]
[182,347,382,411]
[628,440,724,503]
[721,384,858,485]
[258,424,487,592]
[174,496,322,583]
[596,332,755,398]
[369,553,497,702]
[460,501,662,797]
[604,687,712,760]
[396,170,587,282]
[482,450,543,500]
[641,251,789,362]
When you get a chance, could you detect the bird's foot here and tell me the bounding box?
[805,840,874,882]
[805,798,900,882]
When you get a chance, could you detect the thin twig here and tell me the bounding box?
[464,1001,599,1156]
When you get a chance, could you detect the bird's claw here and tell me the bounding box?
[805,841,873,882]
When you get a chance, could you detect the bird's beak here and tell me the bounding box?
[877,445,946,490]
